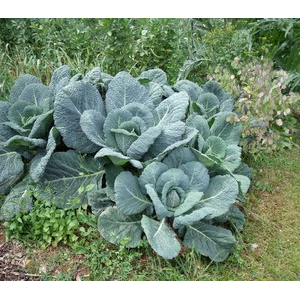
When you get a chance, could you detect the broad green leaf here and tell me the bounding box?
[151,127,198,163]
[162,84,174,97]
[146,121,185,158]
[0,181,33,221]
[142,82,164,106]
[173,80,203,101]
[49,65,71,96]
[174,191,203,217]
[192,147,222,167]
[83,67,113,89]
[162,147,198,169]
[174,175,238,227]
[154,91,189,126]
[220,98,234,112]
[221,145,242,172]
[114,171,151,215]
[233,174,251,195]
[103,103,154,152]
[54,81,105,153]
[126,126,162,160]
[2,122,30,136]
[95,147,143,169]
[179,161,209,192]
[141,215,181,259]
[139,162,168,194]
[9,74,41,103]
[18,83,50,106]
[0,150,24,195]
[214,205,245,232]
[145,184,173,219]
[4,136,46,151]
[30,127,61,181]
[197,92,220,117]
[234,163,253,179]
[203,81,231,103]
[80,110,106,147]
[210,113,242,145]
[104,164,123,201]
[138,69,167,86]
[0,101,16,143]
[205,136,227,159]
[156,168,190,194]
[98,206,142,248]
[87,187,114,216]
[28,110,54,139]
[183,221,236,262]
[105,71,151,113]
[186,114,210,140]
[37,150,104,208]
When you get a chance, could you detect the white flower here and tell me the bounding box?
[284,108,291,116]
[276,119,283,126]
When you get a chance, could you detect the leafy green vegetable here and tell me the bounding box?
[0,65,251,263]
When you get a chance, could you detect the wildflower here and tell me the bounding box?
[276,119,283,126]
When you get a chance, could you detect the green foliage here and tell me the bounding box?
[4,199,96,249]
[0,18,189,99]
[178,19,254,82]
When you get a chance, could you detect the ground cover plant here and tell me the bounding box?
[0,66,251,262]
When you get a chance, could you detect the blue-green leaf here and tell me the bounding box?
[54,81,105,153]
[80,110,106,147]
[139,69,167,86]
[183,221,236,262]
[145,184,173,219]
[210,113,242,145]
[174,175,238,227]
[0,181,33,221]
[95,148,143,169]
[9,74,41,103]
[36,151,104,208]
[179,161,209,192]
[141,215,181,259]
[105,71,151,113]
[0,150,24,195]
[114,171,151,215]
[98,206,142,248]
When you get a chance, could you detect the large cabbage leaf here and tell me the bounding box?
[54,81,106,153]
[183,221,236,262]
[98,206,143,248]
[35,150,104,208]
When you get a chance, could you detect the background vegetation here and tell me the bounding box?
[0,18,299,281]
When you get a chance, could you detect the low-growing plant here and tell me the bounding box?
[4,196,96,249]
[1,66,251,262]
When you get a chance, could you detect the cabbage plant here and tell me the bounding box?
[174,80,234,118]
[97,147,249,262]
[0,65,251,263]
[54,70,197,168]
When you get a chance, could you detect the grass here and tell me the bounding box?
[0,45,100,99]
[2,146,298,281]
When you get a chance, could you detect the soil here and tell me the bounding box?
[0,225,39,281]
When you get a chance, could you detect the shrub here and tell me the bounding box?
[1,66,250,262]
[209,58,300,155]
